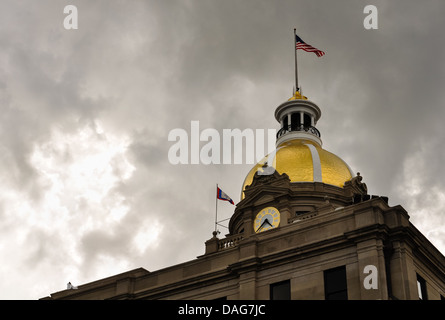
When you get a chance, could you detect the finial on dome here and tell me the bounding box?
[288,90,308,101]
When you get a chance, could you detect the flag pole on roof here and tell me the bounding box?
[215,184,234,233]
[294,30,326,93]
[215,183,218,232]
[294,28,299,93]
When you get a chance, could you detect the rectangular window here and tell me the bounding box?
[416,274,428,300]
[324,266,348,300]
[270,280,291,300]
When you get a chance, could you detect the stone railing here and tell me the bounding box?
[205,232,245,255]
[218,234,244,251]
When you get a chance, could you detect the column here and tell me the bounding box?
[389,241,418,299]
[239,271,257,299]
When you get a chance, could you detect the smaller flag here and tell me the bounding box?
[296,34,325,57]
[217,187,234,205]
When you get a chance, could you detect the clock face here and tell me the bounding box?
[254,207,280,233]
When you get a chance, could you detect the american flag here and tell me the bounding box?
[295,34,325,57]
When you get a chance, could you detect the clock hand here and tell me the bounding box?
[256,219,268,232]
[256,218,272,232]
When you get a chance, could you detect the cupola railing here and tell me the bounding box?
[276,124,321,139]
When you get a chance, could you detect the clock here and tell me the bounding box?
[254,207,280,233]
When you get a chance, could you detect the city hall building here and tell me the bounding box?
[42,89,445,300]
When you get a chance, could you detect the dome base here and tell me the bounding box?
[241,139,354,200]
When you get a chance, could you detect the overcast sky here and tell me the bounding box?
[1,0,444,299]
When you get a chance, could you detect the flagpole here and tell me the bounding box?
[215,183,218,232]
[294,28,299,92]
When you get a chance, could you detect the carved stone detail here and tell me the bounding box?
[345,172,368,196]
[244,164,290,192]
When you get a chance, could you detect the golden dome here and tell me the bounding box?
[241,139,354,199]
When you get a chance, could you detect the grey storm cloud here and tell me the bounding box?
[0,0,444,299]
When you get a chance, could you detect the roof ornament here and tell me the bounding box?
[350,172,368,195]
[67,282,78,290]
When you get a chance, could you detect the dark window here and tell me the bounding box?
[303,113,311,127]
[416,274,428,300]
[270,280,291,300]
[324,266,348,300]
[283,117,288,130]
[291,113,300,131]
